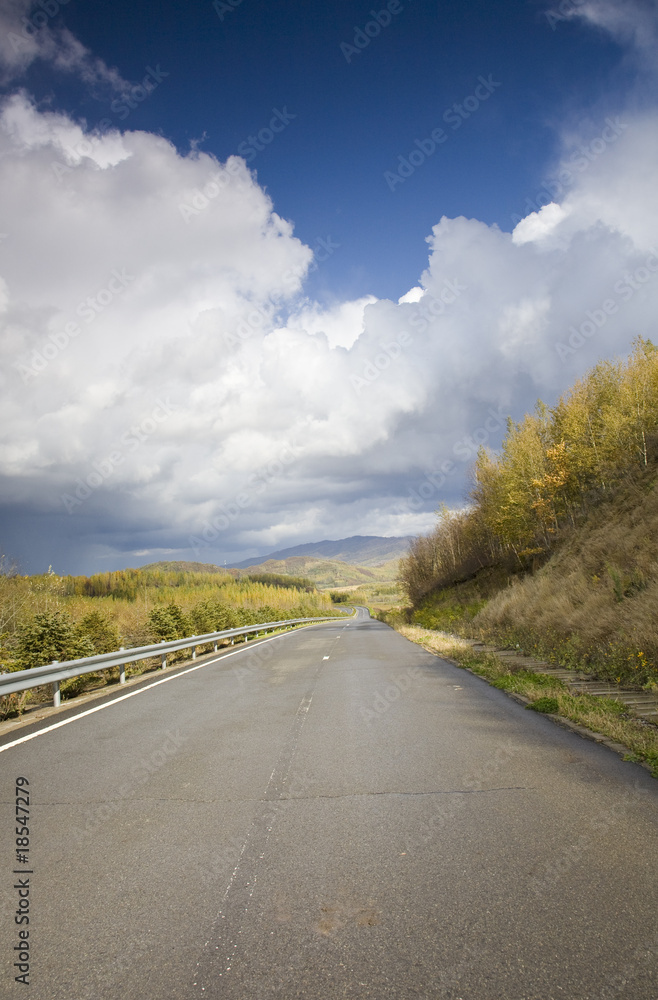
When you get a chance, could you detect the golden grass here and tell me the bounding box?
[396,624,658,776]
[458,475,658,688]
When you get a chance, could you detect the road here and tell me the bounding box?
[1,607,657,999]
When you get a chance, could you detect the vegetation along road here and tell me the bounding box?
[1,608,657,998]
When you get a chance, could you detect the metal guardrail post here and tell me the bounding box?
[52,663,60,707]
[160,640,166,670]
[0,614,343,704]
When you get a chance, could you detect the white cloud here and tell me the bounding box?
[512,203,570,246]
[398,286,424,304]
[287,295,377,349]
[3,88,658,571]
[2,1,658,571]
[0,0,130,90]
[560,113,658,251]
[564,0,658,63]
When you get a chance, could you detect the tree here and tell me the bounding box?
[76,610,120,653]
[15,611,94,669]
[147,603,190,641]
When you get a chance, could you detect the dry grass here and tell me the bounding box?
[466,475,658,688]
[396,624,658,776]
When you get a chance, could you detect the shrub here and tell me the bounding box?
[15,610,94,669]
[76,610,120,653]
[147,603,190,641]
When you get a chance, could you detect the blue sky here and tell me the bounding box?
[1,0,657,574]
[24,0,625,299]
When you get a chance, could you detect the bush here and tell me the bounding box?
[15,610,95,669]
[147,603,190,641]
[76,610,120,654]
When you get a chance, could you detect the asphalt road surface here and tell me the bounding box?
[1,608,657,999]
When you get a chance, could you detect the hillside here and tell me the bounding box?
[395,339,658,691]
[408,470,658,688]
[139,547,407,591]
[236,555,402,589]
[228,535,412,569]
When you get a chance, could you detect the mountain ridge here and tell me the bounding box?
[227,535,413,569]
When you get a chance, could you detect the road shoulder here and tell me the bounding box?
[393,623,658,778]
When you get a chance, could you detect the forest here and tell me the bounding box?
[0,565,339,715]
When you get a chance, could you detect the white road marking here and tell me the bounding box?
[0,626,325,754]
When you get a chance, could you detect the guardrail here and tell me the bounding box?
[0,615,342,708]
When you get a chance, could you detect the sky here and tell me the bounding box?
[1,0,658,575]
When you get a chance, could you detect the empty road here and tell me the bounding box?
[1,608,657,999]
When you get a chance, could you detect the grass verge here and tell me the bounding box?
[396,625,658,778]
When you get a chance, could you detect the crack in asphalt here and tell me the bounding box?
[28,785,531,807]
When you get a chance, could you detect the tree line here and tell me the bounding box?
[0,567,338,677]
[400,338,658,603]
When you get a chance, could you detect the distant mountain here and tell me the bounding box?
[232,555,402,589]
[228,535,413,570]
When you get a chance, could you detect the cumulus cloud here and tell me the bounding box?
[512,203,570,246]
[286,295,377,350]
[3,86,658,572]
[2,2,658,572]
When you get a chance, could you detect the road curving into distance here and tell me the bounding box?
[1,606,657,999]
